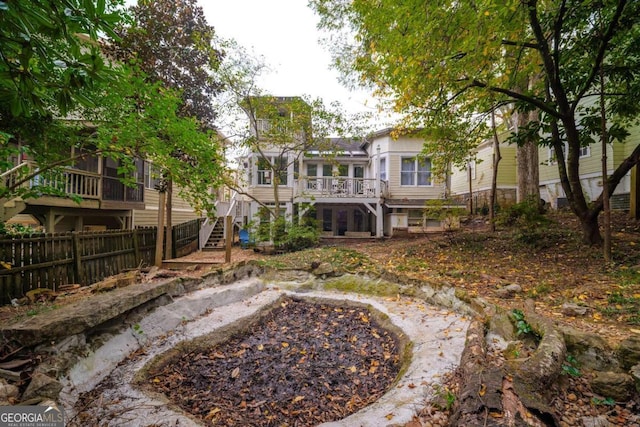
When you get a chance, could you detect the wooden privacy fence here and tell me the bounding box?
[0,219,201,305]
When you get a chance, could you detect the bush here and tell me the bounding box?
[254,215,320,252]
[495,197,553,247]
[282,221,320,251]
[496,196,548,229]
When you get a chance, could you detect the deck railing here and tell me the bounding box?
[2,161,143,203]
[295,177,388,198]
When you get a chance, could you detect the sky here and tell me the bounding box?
[201,0,380,118]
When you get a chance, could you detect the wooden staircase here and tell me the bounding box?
[0,197,26,223]
[202,217,226,251]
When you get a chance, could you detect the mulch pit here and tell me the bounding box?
[139,296,403,426]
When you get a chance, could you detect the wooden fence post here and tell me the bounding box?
[72,232,83,285]
[133,229,141,267]
[225,215,232,263]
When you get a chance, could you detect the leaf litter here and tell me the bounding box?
[141,296,402,426]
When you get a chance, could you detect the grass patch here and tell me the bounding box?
[258,247,378,274]
[599,291,640,324]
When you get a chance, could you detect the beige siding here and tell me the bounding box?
[133,187,201,227]
[617,123,640,163]
[245,186,293,203]
[450,143,517,196]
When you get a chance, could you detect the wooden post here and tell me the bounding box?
[631,164,639,220]
[155,191,166,267]
[225,215,232,263]
[132,228,141,267]
[72,232,83,284]
[164,179,173,259]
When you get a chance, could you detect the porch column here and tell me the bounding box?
[375,145,381,198]
[375,202,383,238]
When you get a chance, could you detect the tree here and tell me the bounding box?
[0,0,126,117]
[81,64,226,215]
[311,0,640,245]
[107,0,225,259]
[215,43,368,242]
[110,0,223,129]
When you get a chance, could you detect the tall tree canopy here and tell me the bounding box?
[110,0,224,128]
[0,0,126,117]
[311,0,640,245]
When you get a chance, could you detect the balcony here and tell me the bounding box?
[2,161,143,206]
[294,177,388,199]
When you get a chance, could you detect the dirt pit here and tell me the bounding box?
[137,296,405,426]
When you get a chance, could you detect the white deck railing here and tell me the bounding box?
[295,177,388,198]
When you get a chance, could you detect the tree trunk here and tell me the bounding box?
[155,190,166,267]
[581,213,604,246]
[516,109,540,204]
[599,44,611,262]
[489,109,502,232]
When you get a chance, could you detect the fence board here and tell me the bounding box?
[0,219,201,305]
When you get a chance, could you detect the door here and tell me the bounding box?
[353,165,364,194]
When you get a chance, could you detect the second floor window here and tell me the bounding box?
[144,162,162,190]
[401,157,432,186]
[548,143,590,165]
[257,156,288,186]
[380,157,387,181]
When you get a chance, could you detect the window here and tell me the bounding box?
[307,164,317,177]
[401,157,432,186]
[322,164,333,177]
[548,143,590,164]
[379,157,387,181]
[338,164,349,177]
[257,156,288,186]
[144,161,162,190]
[468,160,476,181]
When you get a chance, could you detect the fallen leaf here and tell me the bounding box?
[291,395,305,404]
[479,383,486,396]
[231,367,240,379]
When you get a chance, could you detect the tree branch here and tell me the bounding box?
[469,79,560,118]
[573,0,628,110]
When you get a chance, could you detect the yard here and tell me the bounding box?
[2,210,639,426]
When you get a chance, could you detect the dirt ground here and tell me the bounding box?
[2,211,640,426]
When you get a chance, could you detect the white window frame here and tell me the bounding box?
[257,156,288,186]
[548,142,590,165]
[144,161,162,190]
[379,157,387,181]
[400,157,432,186]
[468,160,476,181]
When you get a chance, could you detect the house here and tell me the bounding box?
[538,123,640,211]
[235,97,450,237]
[2,144,144,232]
[1,144,210,233]
[449,134,518,213]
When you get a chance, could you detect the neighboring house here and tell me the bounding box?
[2,144,144,232]
[449,135,518,212]
[538,123,640,210]
[132,161,204,227]
[1,145,209,233]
